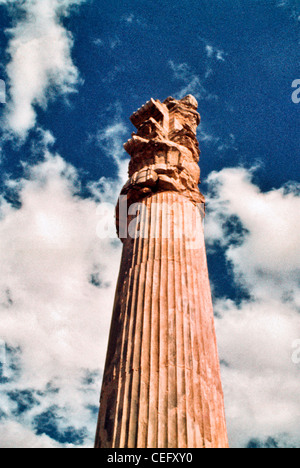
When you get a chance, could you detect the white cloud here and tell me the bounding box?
[0,79,6,103]
[120,13,146,27]
[276,0,300,22]
[0,0,86,139]
[123,13,135,24]
[89,112,129,185]
[0,421,62,448]
[169,60,218,101]
[205,43,226,62]
[206,168,300,300]
[205,167,300,448]
[93,36,121,51]
[198,122,237,153]
[169,38,227,102]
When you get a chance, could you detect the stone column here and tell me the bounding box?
[95,95,228,449]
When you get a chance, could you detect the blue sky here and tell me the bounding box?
[0,0,299,448]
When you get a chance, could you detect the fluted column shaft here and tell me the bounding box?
[95,191,228,448]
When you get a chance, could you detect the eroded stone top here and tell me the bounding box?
[125,95,201,164]
[118,96,204,228]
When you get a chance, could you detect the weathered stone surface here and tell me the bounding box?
[95,95,228,449]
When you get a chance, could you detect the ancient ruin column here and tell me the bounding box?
[95,95,228,449]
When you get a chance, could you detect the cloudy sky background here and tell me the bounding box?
[0,0,299,448]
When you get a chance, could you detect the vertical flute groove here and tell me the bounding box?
[128,203,147,447]
[167,193,178,448]
[181,199,196,448]
[184,207,201,448]
[158,192,168,448]
[174,198,188,448]
[137,198,151,447]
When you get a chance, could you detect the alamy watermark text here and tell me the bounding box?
[292,80,300,104]
[0,79,6,104]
